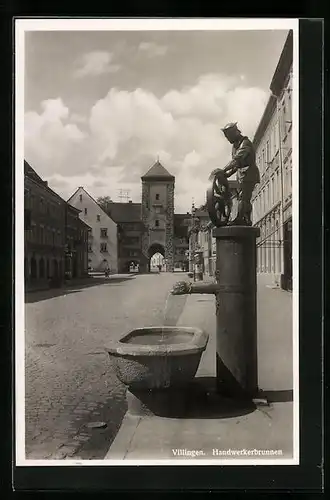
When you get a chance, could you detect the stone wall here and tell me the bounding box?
[141,181,150,271]
[165,182,174,272]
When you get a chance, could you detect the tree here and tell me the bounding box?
[97,196,112,212]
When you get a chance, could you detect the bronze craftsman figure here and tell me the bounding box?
[210,122,260,227]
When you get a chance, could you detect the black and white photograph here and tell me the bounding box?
[15,18,299,466]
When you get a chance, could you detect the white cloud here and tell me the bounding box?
[73,51,121,78]
[138,42,168,57]
[25,97,86,172]
[25,74,268,212]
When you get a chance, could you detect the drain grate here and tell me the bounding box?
[35,343,56,348]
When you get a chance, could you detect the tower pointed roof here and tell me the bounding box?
[141,160,175,181]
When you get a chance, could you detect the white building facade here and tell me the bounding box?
[67,187,118,274]
[251,30,293,290]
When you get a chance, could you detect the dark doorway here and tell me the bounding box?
[39,258,45,279]
[24,257,28,283]
[53,259,59,278]
[283,219,292,291]
[73,255,78,278]
[30,257,37,280]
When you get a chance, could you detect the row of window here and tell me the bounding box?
[256,83,292,177]
[25,191,63,220]
[82,207,102,221]
[253,169,281,222]
[257,122,280,175]
[257,216,280,242]
[252,160,292,223]
[88,242,109,253]
[26,224,63,247]
[283,160,293,201]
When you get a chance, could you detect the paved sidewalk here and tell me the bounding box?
[105,280,295,462]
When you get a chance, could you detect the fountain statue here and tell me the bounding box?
[207,122,260,228]
[171,122,261,400]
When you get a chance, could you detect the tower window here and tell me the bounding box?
[155,220,159,227]
[100,242,107,253]
[155,193,160,200]
[84,208,87,215]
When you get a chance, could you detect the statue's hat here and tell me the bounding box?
[221,122,239,132]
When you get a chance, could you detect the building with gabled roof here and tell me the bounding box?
[67,187,118,274]
[24,161,90,289]
[102,200,144,273]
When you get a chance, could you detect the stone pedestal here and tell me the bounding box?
[213,226,260,399]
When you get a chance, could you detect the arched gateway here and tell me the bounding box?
[148,243,165,272]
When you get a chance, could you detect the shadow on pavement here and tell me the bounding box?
[25,276,136,304]
[140,377,256,420]
[182,377,256,419]
[258,389,293,403]
[178,380,294,419]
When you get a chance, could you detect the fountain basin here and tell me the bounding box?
[105,326,208,389]
[105,326,209,416]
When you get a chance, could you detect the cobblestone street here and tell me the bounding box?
[24,273,185,460]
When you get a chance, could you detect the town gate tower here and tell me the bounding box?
[141,160,175,272]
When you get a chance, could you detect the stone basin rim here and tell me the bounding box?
[104,326,208,357]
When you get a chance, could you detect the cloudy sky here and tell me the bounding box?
[24,28,289,212]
